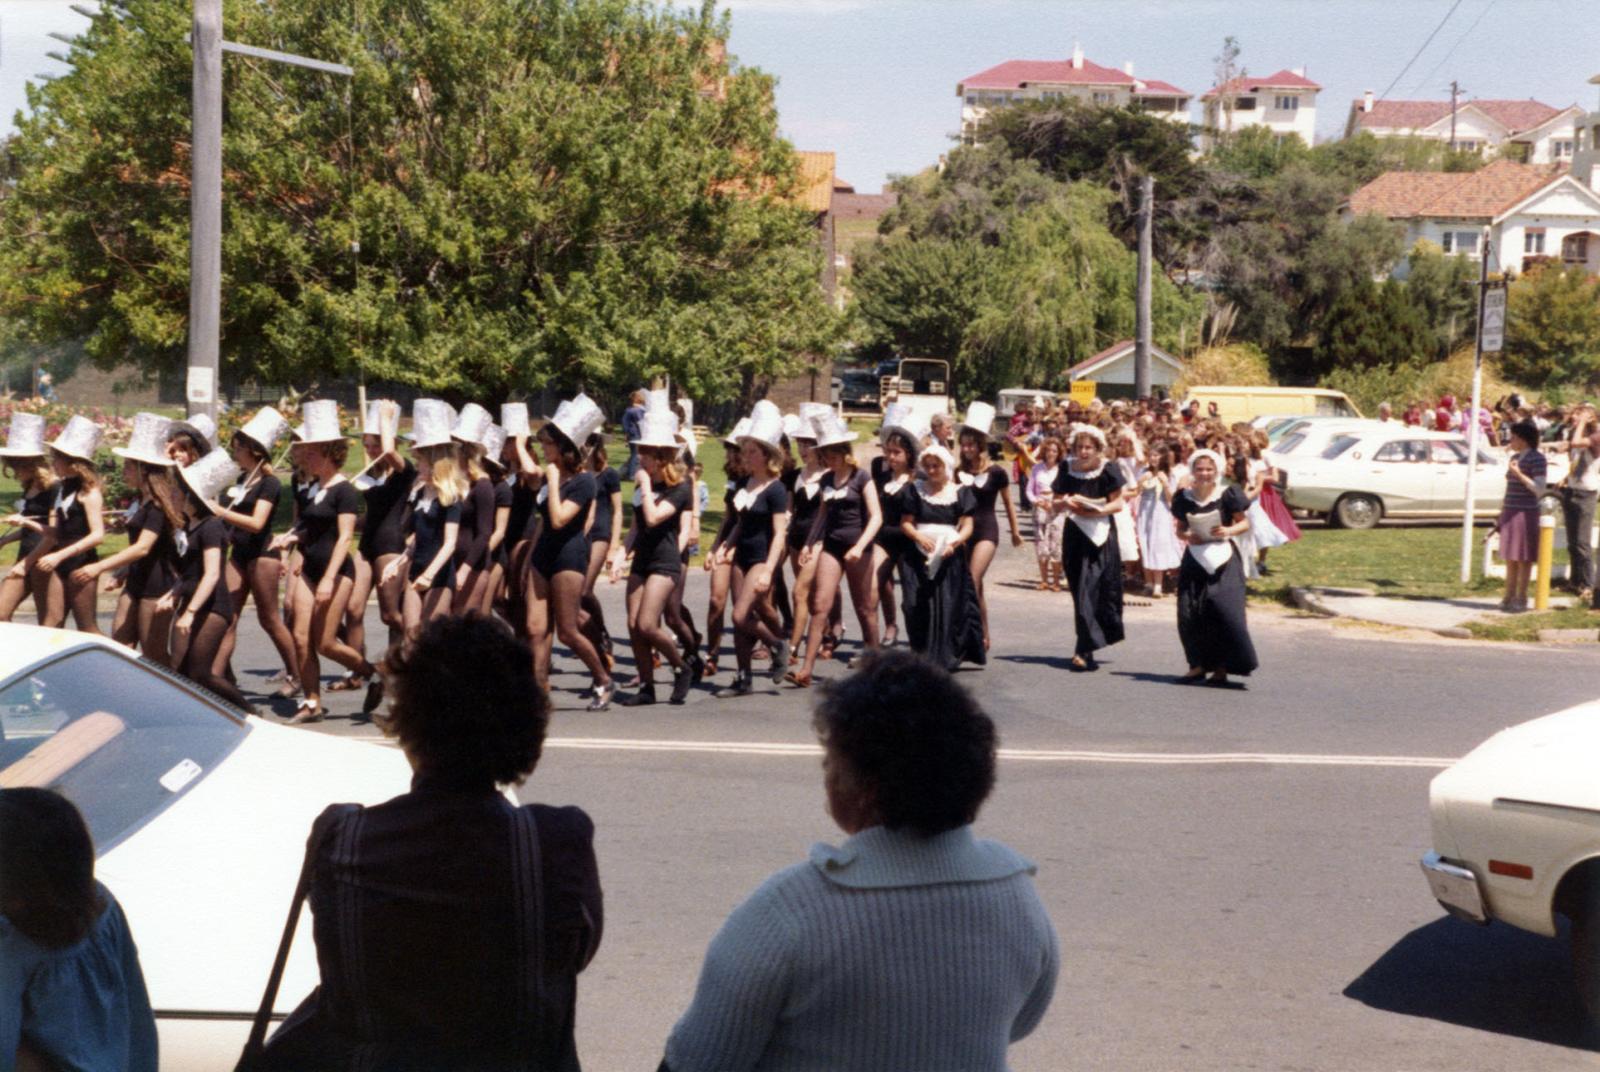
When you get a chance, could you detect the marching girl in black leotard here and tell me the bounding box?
[349,401,412,653]
[383,402,465,637]
[270,402,380,723]
[788,412,882,688]
[208,408,299,695]
[870,403,922,648]
[1052,424,1127,672]
[700,430,747,679]
[36,416,106,633]
[163,450,255,711]
[781,415,827,662]
[578,431,622,665]
[714,407,791,697]
[475,423,513,619]
[0,414,56,624]
[526,398,612,706]
[499,405,537,637]
[662,427,703,672]
[450,404,498,615]
[612,412,696,707]
[956,403,1023,652]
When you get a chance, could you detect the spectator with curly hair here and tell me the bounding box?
[662,650,1058,1072]
[264,615,603,1071]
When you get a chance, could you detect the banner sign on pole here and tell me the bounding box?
[1480,283,1506,354]
[186,365,215,406]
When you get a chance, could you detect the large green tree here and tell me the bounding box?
[1402,240,1479,358]
[1312,278,1433,375]
[1503,262,1600,389]
[0,0,836,402]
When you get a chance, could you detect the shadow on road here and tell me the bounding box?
[1344,916,1597,1051]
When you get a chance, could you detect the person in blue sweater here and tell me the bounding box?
[663,650,1059,1072]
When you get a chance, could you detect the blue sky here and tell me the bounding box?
[4,0,1599,192]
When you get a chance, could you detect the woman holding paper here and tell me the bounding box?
[896,443,985,671]
[1170,449,1258,685]
[1051,425,1126,671]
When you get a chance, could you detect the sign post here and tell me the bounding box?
[1460,232,1503,583]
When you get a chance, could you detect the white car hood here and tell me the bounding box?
[1436,700,1600,812]
[97,719,414,1015]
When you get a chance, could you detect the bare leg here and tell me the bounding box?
[373,553,405,648]
[551,569,610,687]
[313,577,376,677]
[111,590,138,646]
[798,552,844,681]
[626,573,684,690]
[968,538,998,649]
[526,569,554,691]
[578,539,611,655]
[289,575,319,707]
[874,546,898,645]
[67,574,101,634]
[342,553,372,669]
[705,560,732,669]
[843,551,880,652]
[39,570,67,628]
[248,558,299,681]
[788,550,819,656]
[137,597,174,669]
[731,565,785,676]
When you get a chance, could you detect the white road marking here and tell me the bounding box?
[542,736,1455,769]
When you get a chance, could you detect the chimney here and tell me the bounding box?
[1123,60,1134,77]
[1363,89,1374,113]
[1071,41,1084,70]
[1292,66,1306,78]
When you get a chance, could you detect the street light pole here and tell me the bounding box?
[1459,228,1495,583]
[187,0,223,423]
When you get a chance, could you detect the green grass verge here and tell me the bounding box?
[1463,605,1598,643]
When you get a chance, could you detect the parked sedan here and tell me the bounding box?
[1278,428,1567,529]
[0,624,414,1069]
[1422,698,1600,1023]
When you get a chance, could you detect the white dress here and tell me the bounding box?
[1113,460,1142,563]
[1244,459,1290,552]
[1135,467,1184,572]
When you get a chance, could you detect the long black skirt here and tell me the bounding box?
[1063,522,1124,657]
[899,550,986,671]
[1176,547,1259,676]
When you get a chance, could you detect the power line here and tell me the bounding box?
[1409,0,1496,97]
[1378,0,1466,102]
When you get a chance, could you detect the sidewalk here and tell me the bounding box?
[1288,586,1595,642]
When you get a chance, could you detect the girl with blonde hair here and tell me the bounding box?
[384,441,466,636]
[36,420,107,633]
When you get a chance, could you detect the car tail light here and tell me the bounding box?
[1488,860,1533,880]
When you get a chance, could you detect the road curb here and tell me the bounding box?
[1537,628,1600,644]
[1288,587,1338,618]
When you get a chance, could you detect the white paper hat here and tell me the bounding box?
[644,388,671,414]
[739,402,786,454]
[47,414,104,462]
[677,424,699,461]
[799,401,833,425]
[631,407,681,449]
[960,401,996,440]
[481,423,507,464]
[545,393,605,449]
[722,417,752,447]
[676,398,695,434]
[362,399,401,438]
[782,414,811,441]
[235,406,289,455]
[113,412,176,466]
[178,448,242,504]
[0,412,47,458]
[501,402,531,437]
[406,399,454,449]
[879,401,928,447]
[810,409,858,449]
[450,402,494,446]
[167,412,218,454]
[294,400,344,446]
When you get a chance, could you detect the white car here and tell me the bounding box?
[0,624,414,1069]
[1263,419,1387,466]
[1422,699,1600,1022]
[1278,428,1567,529]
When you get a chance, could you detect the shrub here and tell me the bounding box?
[1172,343,1274,395]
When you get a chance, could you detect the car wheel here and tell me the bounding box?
[1575,905,1600,1028]
[1333,494,1381,530]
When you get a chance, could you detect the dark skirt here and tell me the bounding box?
[898,549,986,672]
[1063,522,1124,657]
[1496,507,1539,562]
[1176,547,1258,676]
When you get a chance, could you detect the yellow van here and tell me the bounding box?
[1181,386,1362,426]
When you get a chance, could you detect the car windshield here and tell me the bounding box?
[896,360,948,395]
[1274,432,1307,455]
[1320,435,1360,460]
[0,648,248,853]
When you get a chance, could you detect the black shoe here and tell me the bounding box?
[669,666,693,705]
[622,685,657,707]
[714,673,753,699]
[361,677,386,715]
[768,644,790,685]
[686,653,705,686]
[586,681,616,711]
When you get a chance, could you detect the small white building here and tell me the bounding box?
[1200,68,1320,149]
[1346,158,1600,277]
[1065,340,1185,400]
[1568,73,1600,195]
[1344,94,1581,164]
[956,44,1190,144]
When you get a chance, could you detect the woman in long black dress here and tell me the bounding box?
[1170,449,1258,686]
[956,404,1023,651]
[896,444,985,671]
[1051,425,1126,671]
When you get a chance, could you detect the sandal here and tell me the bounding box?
[784,670,811,689]
[702,655,718,678]
[327,673,367,692]
[288,699,324,724]
[274,677,300,699]
[817,635,839,661]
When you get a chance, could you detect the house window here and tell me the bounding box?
[1441,231,1480,257]
[1274,95,1299,111]
[1234,96,1257,110]
[1552,139,1575,159]
[965,94,977,105]
[1092,91,1114,105]
[1524,229,1545,255]
[1450,139,1482,153]
[1565,233,1591,264]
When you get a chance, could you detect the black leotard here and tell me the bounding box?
[358,462,415,561]
[297,479,360,586]
[818,467,872,560]
[13,485,52,562]
[871,455,914,559]
[786,469,824,552]
[589,468,621,546]
[126,499,177,600]
[959,464,1010,545]
[454,477,496,572]
[732,479,788,571]
[631,480,692,579]
[50,477,99,573]
[175,515,233,620]
[406,486,462,590]
[225,472,282,566]
[531,472,595,578]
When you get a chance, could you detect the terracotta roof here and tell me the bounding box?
[1346,159,1566,220]
[792,151,835,215]
[1133,78,1189,97]
[833,192,897,221]
[1204,68,1321,99]
[1066,340,1182,378]
[960,58,1135,90]
[1351,97,1569,136]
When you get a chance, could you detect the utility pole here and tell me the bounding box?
[1460,229,1503,583]
[1449,80,1460,150]
[1134,175,1153,400]
[187,0,223,423]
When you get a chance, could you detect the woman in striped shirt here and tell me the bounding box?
[1491,419,1547,613]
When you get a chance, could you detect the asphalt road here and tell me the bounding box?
[216,543,1600,1070]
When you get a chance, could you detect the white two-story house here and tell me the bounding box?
[956,44,1190,144]
[1199,68,1320,149]
[1346,158,1600,277]
[1344,93,1581,164]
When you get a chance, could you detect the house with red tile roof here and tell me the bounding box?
[1344,92,1581,165]
[1199,68,1320,150]
[955,44,1190,144]
[1345,158,1600,277]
